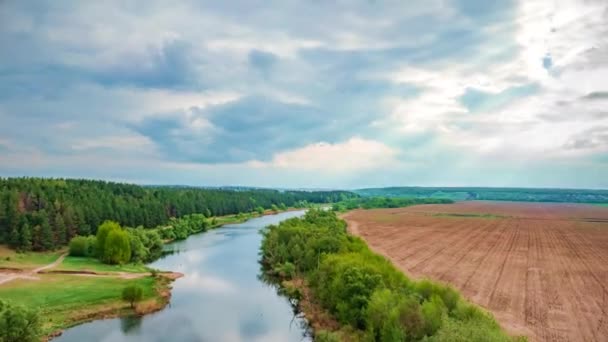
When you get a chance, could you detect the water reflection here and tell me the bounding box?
[55,211,311,342]
[120,316,142,335]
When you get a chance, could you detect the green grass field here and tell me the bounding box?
[57,256,150,273]
[0,274,157,334]
[0,246,64,270]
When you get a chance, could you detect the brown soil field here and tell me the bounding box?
[343,201,608,342]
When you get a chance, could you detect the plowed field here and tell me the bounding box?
[343,201,608,342]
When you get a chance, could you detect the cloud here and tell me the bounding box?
[0,0,606,188]
[250,138,399,172]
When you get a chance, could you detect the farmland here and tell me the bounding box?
[344,201,608,342]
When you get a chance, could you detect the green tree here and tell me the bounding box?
[256,206,265,215]
[68,236,89,257]
[39,213,54,251]
[122,285,144,308]
[2,191,20,245]
[0,300,41,342]
[103,229,131,264]
[96,221,121,258]
[54,214,67,246]
[8,226,20,249]
[20,221,32,251]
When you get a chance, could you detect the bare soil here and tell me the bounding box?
[344,201,608,342]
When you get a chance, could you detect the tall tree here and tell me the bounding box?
[20,219,32,251]
[54,214,67,246]
[39,212,54,251]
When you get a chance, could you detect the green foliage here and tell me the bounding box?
[0,300,41,342]
[96,221,121,258]
[125,227,163,263]
[421,295,447,336]
[365,289,406,342]
[68,236,88,257]
[256,206,265,215]
[121,285,144,308]
[315,330,341,342]
[261,209,515,341]
[103,229,131,265]
[333,197,453,212]
[0,177,357,251]
[355,186,608,203]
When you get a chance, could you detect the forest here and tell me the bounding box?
[355,186,608,203]
[260,210,522,341]
[0,178,356,251]
[332,197,453,211]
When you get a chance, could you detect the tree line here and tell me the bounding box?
[261,210,522,341]
[0,177,357,251]
[332,197,453,211]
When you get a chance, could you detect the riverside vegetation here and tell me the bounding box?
[0,177,354,341]
[261,209,525,341]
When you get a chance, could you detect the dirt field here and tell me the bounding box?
[343,201,608,342]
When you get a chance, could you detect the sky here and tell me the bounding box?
[0,0,607,189]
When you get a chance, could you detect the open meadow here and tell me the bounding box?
[344,201,608,342]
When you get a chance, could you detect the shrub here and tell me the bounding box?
[103,229,131,264]
[421,294,447,336]
[69,235,97,257]
[315,330,341,342]
[0,300,41,342]
[122,285,144,308]
[365,289,406,341]
[84,235,97,256]
[96,221,121,258]
[68,236,88,256]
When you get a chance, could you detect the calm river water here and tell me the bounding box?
[55,210,311,342]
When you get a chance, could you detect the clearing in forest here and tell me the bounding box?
[344,201,608,342]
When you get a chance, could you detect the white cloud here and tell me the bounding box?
[375,0,608,162]
[249,138,399,172]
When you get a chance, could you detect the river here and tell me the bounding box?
[55,210,311,342]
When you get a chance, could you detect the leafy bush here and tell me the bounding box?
[103,229,131,264]
[315,330,341,342]
[68,235,97,257]
[0,300,40,342]
[68,236,88,256]
[96,221,121,258]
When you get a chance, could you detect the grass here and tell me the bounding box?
[57,256,150,273]
[0,274,158,335]
[0,246,64,270]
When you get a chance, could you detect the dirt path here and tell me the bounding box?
[0,253,150,285]
[343,203,608,342]
[0,253,67,285]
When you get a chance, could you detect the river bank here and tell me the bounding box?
[0,208,308,341]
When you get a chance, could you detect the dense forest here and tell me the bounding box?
[261,210,519,341]
[0,178,357,251]
[355,186,608,203]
